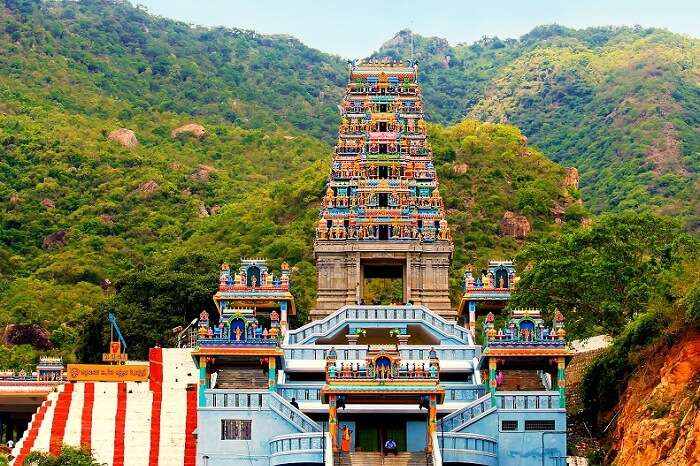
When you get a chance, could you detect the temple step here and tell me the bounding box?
[498,369,546,391]
[335,451,431,466]
[214,367,269,389]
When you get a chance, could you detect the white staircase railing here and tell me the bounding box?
[437,393,493,432]
[286,305,472,345]
[204,389,320,433]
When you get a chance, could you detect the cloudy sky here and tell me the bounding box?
[135,0,700,58]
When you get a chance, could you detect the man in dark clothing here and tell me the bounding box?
[384,438,398,456]
[290,397,299,409]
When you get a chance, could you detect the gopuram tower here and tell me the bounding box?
[312,60,454,319]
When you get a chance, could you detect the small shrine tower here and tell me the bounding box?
[312,60,454,318]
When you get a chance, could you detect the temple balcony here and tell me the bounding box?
[283,345,479,365]
[196,336,279,348]
[285,305,473,346]
[269,432,328,466]
[438,433,499,466]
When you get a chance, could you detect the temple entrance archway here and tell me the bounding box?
[361,261,404,304]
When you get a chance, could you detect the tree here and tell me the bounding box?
[510,211,697,338]
[78,250,219,360]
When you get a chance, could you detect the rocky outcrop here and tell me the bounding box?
[42,229,67,249]
[3,324,53,349]
[107,128,138,148]
[564,167,579,190]
[500,211,531,238]
[171,123,206,140]
[189,164,216,182]
[197,203,209,218]
[452,163,468,175]
[610,330,700,466]
[8,192,19,207]
[134,180,160,198]
[41,198,55,209]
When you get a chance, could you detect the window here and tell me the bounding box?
[524,420,555,431]
[501,420,518,431]
[221,419,252,440]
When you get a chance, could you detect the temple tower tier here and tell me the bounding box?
[312,60,454,319]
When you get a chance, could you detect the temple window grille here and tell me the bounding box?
[221,419,252,440]
[524,420,556,431]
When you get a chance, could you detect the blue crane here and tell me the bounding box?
[108,312,127,352]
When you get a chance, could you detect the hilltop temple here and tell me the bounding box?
[5,61,571,466]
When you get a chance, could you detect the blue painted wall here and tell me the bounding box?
[495,411,566,466]
[406,421,427,452]
[198,403,309,466]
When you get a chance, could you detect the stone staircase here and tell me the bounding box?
[215,367,268,389]
[335,451,431,466]
[499,369,546,391]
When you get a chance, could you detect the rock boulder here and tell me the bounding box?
[500,211,531,239]
[171,123,206,140]
[564,167,579,190]
[189,164,216,182]
[42,229,67,249]
[108,128,138,148]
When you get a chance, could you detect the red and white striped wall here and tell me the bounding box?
[12,348,198,466]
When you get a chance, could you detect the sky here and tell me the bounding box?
[135,0,700,59]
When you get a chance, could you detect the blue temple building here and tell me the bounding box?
[192,61,572,466]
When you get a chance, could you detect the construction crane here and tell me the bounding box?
[104,312,128,364]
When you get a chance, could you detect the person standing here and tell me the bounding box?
[341,425,352,453]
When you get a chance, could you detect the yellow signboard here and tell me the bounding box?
[102,353,128,363]
[67,364,149,382]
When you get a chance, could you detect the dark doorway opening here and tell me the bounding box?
[378,193,388,207]
[362,262,404,304]
[379,143,387,153]
[379,104,387,112]
[379,121,387,132]
[378,166,388,179]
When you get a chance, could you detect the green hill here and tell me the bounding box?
[0,0,606,364]
[373,26,700,227]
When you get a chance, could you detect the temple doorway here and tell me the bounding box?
[355,420,407,452]
[361,261,404,304]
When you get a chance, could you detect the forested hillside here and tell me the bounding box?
[0,0,576,364]
[374,27,700,226]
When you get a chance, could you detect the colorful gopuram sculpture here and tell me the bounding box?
[193,259,292,404]
[459,260,518,334]
[313,59,454,318]
[480,308,571,408]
